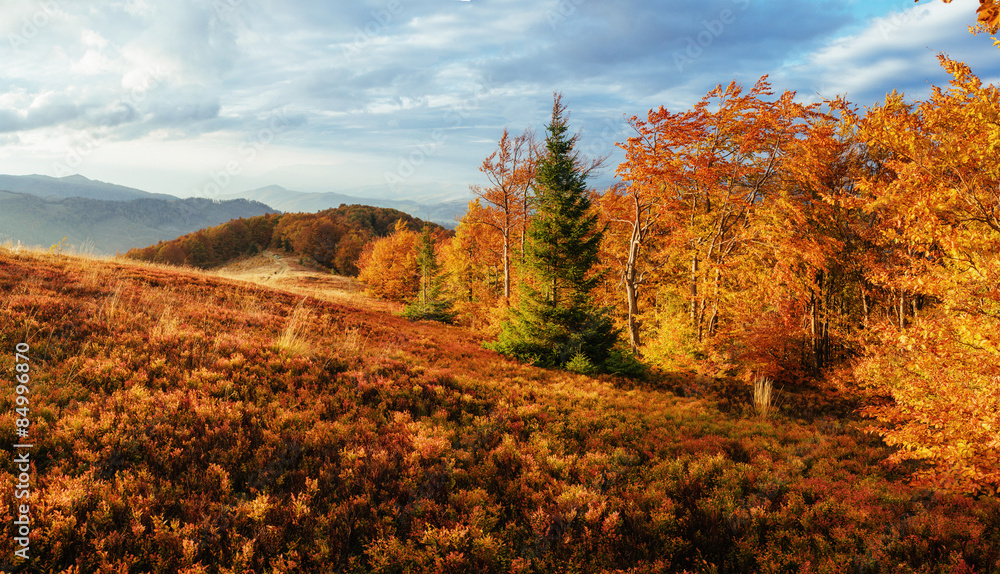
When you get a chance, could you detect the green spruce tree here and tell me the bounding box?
[490,93,618,372]
[402,227,456,323]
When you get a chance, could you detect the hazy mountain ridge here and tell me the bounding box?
[0,190,276,254]
[220,185,468,229]
[0,173,176,201]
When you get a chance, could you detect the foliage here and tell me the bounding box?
[125,205,442,275]
[851,57,1000,495]
[438,200,506,331]
[401,227,456,324]
[491,93,619,372]
[357,219,421,301]
[2,246,1000,572]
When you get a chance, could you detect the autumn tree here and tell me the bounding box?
[491,93,618,372]
[852,56,1000,495]
[610,77,865,380]
[469,128,537,301]
[439,199,506,330]
[356,219,419,301]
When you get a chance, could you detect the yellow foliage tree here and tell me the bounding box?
[356,219,419,301]
[853,56,1000,495]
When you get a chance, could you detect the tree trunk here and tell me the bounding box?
[623,203,644,352]
[502,228,511,301]
[690,254,700,340]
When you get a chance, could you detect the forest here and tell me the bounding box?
[125,205,445,275]
[356,55,1000,498]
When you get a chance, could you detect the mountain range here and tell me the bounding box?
[0,174,468,255]
[217,185,468,228]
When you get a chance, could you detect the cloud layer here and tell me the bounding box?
[0,0,996,200]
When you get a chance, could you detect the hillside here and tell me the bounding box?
[0,190,277,255]
[124,204,447,275]
[0,246,999,572]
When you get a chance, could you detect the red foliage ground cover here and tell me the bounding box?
[0,249,997,573]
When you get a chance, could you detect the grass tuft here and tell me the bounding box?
[275,297,311,354]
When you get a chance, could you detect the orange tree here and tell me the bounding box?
[852,56,1000,495]
[357,219,420,301]
[612,77,858,379]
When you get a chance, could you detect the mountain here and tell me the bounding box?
[0,173,177,201]
[219,185,468,228]
[0,190,276,255]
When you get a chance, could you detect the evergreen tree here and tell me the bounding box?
[490,93,618,371]
[401,227,456,323]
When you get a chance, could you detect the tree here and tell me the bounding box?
[356,219,420,301]
[490,93,618,371]
[440,199,506,330]
[402,227,455,323]
[852,57,1000,495]
[470,128,537,302]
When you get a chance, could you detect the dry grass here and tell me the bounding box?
[275,298,312,355]
[753,375,777,418]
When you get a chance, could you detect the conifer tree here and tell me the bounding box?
[402,226,455,323]
[491,93,618,371]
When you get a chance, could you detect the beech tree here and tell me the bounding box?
[469,128,538,302]
[356,219,419,301]
[491,93,617,371]
[852,57,1000,495]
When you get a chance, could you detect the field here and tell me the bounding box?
[1,245,998,573]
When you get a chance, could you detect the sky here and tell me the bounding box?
[0,0,997,203]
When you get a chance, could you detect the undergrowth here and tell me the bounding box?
[0,246,997,573]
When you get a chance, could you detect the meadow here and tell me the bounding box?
[1,245,998,573]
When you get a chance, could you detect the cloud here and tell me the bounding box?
[0,0,997,198]
[776,0,1000,105]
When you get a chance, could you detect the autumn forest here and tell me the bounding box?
[352,56,1000,497]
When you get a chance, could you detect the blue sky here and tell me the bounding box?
[0,0,996,202]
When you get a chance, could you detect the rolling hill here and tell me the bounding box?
[0,173,176,201]
[0,190,277,255]
[0,245,998,572]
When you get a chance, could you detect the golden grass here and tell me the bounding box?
[275,298,312,355]
[753,375,778,418]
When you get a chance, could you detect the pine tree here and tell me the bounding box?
[490,93,618,372]
[401,227,456,323]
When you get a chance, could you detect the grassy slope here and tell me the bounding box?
[0,246,998,573]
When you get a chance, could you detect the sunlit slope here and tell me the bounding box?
[0,247,997,573]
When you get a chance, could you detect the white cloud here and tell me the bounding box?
[777,0,996,104]
[0,0,997,199]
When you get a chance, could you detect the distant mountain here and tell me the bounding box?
[0,174,177,201]
[0,190,277,255]
[219,185,468,228]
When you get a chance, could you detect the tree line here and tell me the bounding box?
[125,205,443,274]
